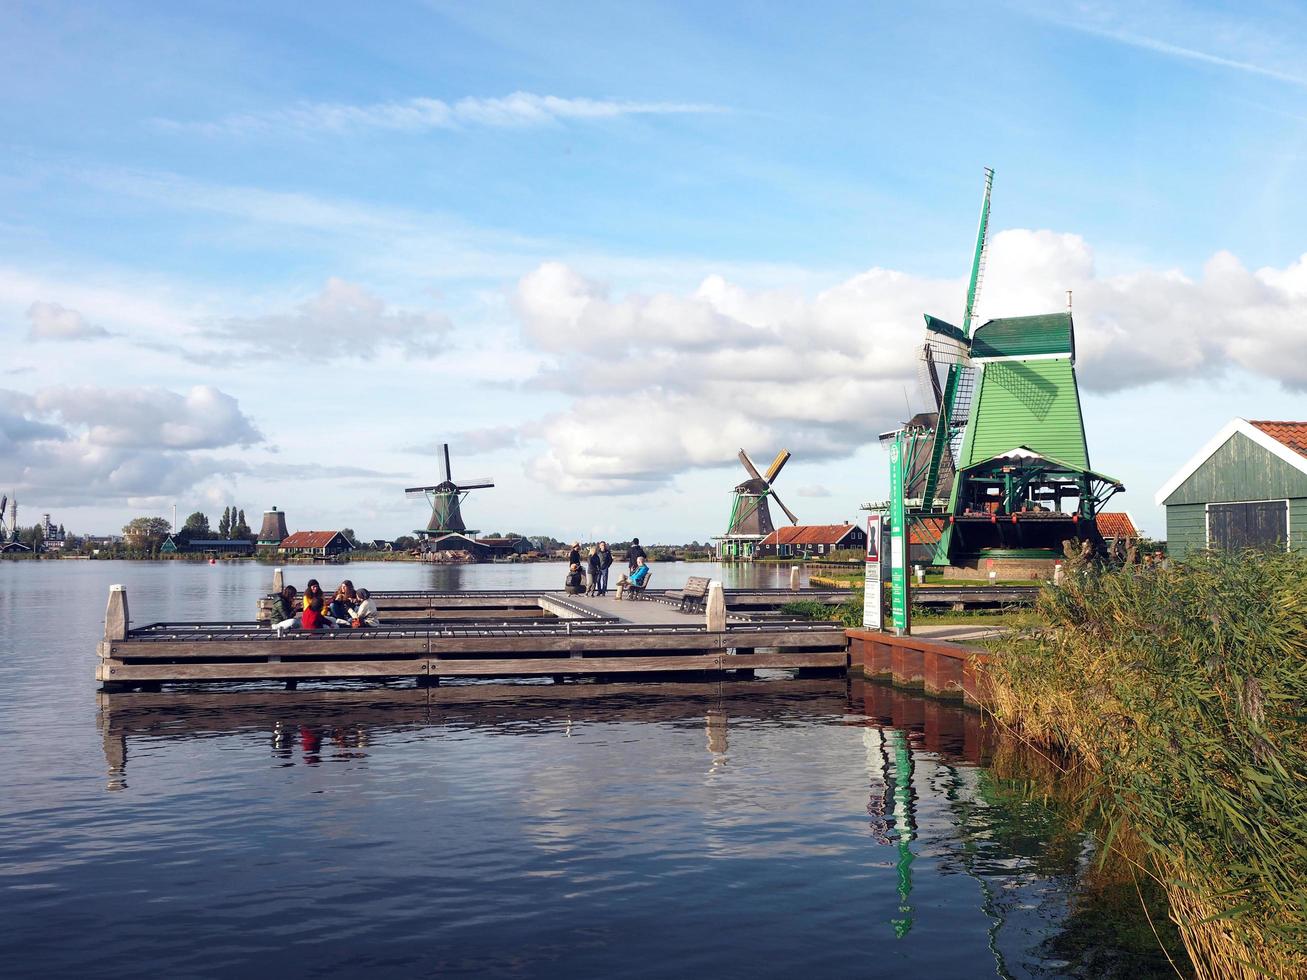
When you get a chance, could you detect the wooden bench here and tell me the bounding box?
[618,569,652,600]
[666,576,712,612]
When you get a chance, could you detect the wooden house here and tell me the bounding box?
[758,523,866,559]
[1154,419,1307,558]
[160,536,255,556]
[278,531,354,558]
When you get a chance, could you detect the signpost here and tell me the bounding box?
[862,513,883,630]
[889,432,911,635]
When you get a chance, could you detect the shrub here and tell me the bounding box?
[988,549,1307,980]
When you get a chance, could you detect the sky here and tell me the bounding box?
[2,0,1305,542]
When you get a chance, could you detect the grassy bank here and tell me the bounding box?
[987,550,1307,979]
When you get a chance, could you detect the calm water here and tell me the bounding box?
[1,561,1168,978]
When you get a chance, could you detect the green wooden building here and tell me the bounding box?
[1154,419,1307,558]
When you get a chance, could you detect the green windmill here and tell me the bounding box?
[902,170,1124,569]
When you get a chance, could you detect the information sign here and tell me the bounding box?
[862,513,883,630]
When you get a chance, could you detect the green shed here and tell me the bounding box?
[1154,419,1307,558]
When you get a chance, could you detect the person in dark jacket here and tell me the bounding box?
[568,542,582,568]
[586,547,601,595]
[625,537,647,571]
[564,563,584,595]
[270,585,298,627]
[596,541,613,595]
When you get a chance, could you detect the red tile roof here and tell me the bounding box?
[761,524,859,546]
[1250,420,1307,459]
[1096,512,1138,539]
[910,517,945,545]
[280,531,349,549]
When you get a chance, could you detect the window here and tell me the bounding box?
[1207,501,1288,551]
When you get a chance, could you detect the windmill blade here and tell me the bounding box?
[454,479,495,490]
[737,449,764,482]
[769,489,799,525]
[439,443,453,483]
[764,449,791,484]
[405,486,439,496]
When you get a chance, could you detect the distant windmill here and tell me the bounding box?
[405,444,495,537]
[0,495,7,542]
[716,449,798,560]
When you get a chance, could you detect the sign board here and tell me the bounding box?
[889,433,910,634]
[862,513,883,630]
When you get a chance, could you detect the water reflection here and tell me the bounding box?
[82,679,1177,978]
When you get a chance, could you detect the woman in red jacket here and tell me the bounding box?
[302,594,328,629]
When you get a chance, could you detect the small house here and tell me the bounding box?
[1,541,33,554]
[161,536,255,556]
[1096,512,1140,556]
[1154,419,1307,558]
[278,531,355,558]
[758,523,866,559]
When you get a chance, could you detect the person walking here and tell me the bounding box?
[596,541,613,596]
[625,537,647,571]
[586,546,601,596]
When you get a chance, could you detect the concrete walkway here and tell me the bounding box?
[912,623,1008,643]
[562,592,710,626]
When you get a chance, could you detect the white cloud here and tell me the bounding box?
[796,485,832,498]
[512,233,1307,493]
[158,92,723,137]
[32,384,262,450]
[0,384,264,506]
[26,301,110,340]
[404,425,521,455]
[210,278,451,360]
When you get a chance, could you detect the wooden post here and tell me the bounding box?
[105,584,129,641]
[272,567,284,594]
[705,581,726,632]
[789,565,800,590]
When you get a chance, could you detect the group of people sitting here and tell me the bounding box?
[268,578,381,631]
[564,538,650,599]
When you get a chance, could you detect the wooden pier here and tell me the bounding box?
[97,583,851,690]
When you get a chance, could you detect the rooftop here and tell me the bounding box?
[1249,420,1307,459]
[761,524,858,546]
[280,531,350,549]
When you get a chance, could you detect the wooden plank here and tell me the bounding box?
[97,659,427,682]
[105,637,430,659]
[724,651,848,669]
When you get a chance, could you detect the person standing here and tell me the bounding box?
[568,541,582,568]
[625,537,647,571]
[586,546,601,596]
[596,541,613,596]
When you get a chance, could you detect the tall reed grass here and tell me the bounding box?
[987,549,1307,979]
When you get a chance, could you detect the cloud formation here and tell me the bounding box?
[210,278,451,360]
[26,301,110,340]
[0,384,263,505]
[512,232,1307,493]
[160,92,722,137]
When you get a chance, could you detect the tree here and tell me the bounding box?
[20,524,45,551]
[392,535,417,551]
[123,516,172,552]
[233,509,252,539]
[218,507,232,538]
[179,511,211,543]
[341,528,359,546]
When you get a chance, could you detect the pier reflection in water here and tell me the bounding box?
[76,677,1180,978]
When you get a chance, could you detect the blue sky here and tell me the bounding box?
[2,0,1305,541]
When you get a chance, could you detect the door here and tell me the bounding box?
[1207,501,1288,551]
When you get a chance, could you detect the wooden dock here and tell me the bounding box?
[97,584,850,690]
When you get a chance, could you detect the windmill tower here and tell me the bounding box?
[405,444,495,539]
[886,169,1124,571]
[257,506,290,549]
[715,448,798,561]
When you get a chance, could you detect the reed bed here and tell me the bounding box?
[987,549,1307,979]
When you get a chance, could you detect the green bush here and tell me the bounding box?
[989,549,1307,980]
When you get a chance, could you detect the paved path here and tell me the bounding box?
[562,593,709,626]
[913,623,1008,642]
